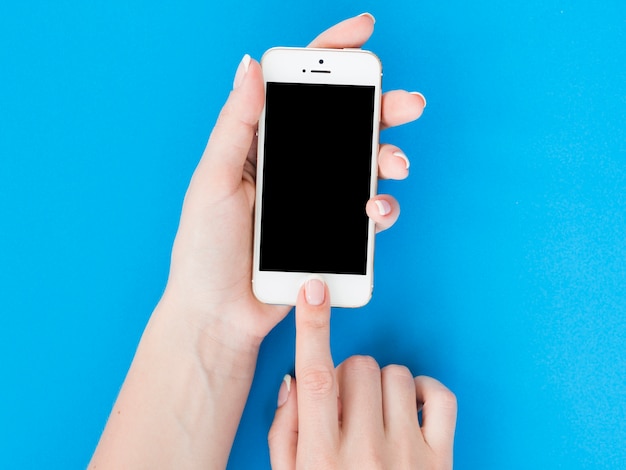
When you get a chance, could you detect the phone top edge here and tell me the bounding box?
[262,46,379,54]
[260,46,382,72]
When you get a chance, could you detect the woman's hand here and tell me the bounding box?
[90,15,431,470]
[161,13,428,352]
[269,277,458,469]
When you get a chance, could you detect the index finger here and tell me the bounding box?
[295,276,339,450]
[308,13,375,48]
[307,16,426,133]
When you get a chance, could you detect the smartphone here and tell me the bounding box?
[252,47,382,307]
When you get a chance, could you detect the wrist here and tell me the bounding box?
[91,292,262,469]
[153,290,262,379]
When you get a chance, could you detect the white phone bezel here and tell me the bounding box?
[252,47,382,308]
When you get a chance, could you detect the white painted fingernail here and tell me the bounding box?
[393,151,410,169]
[375,199,391,216]
[277,374,292,408]
[233,54,251,90]
[284,374,292,392]
[304,275,325,306]
[410,91,427,109]
[358,12,376,24]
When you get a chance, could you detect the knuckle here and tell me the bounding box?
[435,387,458,412]
[297,364,335,397]
[382,364,413,380]
[301,313,329,331]
[416,376,458,413]
[343,355,380,373]
[303,454,337,470]
[439,388,458,411]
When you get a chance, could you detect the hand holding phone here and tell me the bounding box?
[166,14,423,338]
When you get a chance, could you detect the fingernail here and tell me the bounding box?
[233,54,251,90]
[375,199,391,216]
[410,91,427,109]
[304,275,325,306]
[358,12,376,24]
[393,151,410,169]
[277,374,292,408]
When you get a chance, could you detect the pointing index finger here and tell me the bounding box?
[295,276,339,450]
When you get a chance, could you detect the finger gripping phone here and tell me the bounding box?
[252,47,382,308]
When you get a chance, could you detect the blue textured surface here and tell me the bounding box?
[1,1,625,468]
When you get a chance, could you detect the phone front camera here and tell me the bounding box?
[302,69,306,73]
[319,59,324,64]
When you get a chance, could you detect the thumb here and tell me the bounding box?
[268,375,298,470]
[192,54,264,201]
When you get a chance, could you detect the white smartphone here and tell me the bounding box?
[252,47,382,308]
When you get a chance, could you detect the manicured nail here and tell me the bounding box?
[358,12,376,24]
[233,54,251,90]
[304,275,325,306]
[410,91,427,109]
[277,374,292,408]
[393,151,410,169]
[375,199,391,216]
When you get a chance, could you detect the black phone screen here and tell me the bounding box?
[259,82,376,274]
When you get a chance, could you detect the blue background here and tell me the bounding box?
[1,1,624,468]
